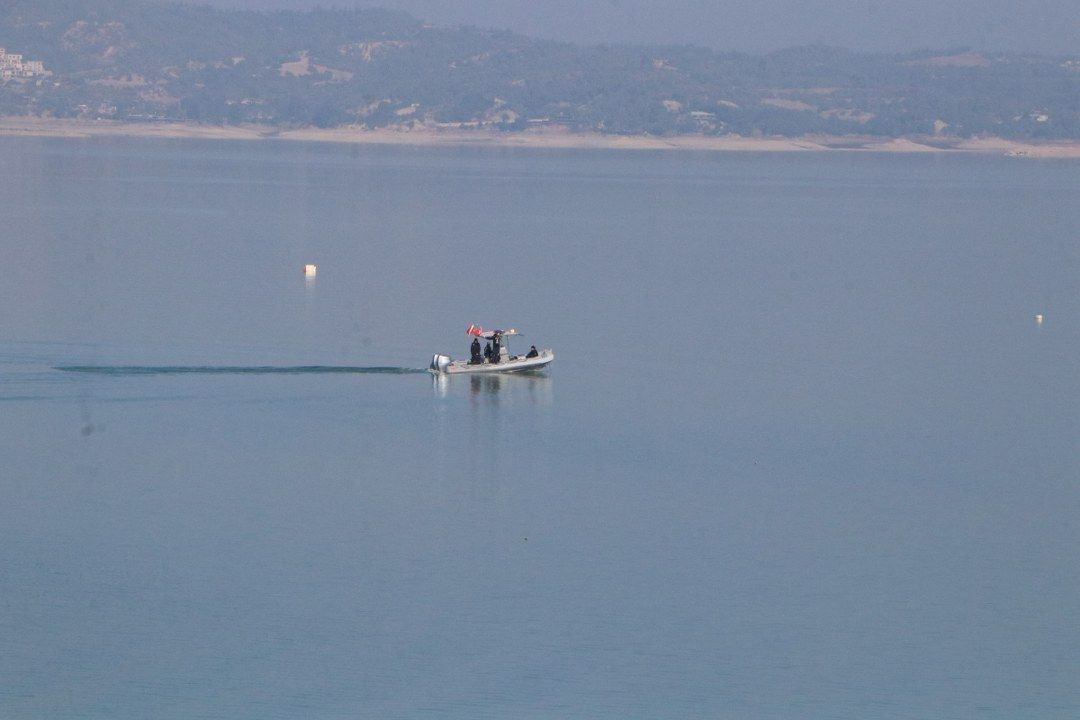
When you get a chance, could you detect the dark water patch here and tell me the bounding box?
[56,365,427,376]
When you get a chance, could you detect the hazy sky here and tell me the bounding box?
[203,0,1079,55]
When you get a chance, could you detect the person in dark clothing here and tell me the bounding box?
[491,333,501,363]
[469,337,482,364]
[526,345,539,358]
[483,342,493,362]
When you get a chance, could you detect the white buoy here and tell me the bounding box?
[1035,314,1044,325]
[303,264,317,277]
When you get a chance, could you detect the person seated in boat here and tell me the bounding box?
[526,345,539,358]
[469,337,482,364]
[483,342,493,362]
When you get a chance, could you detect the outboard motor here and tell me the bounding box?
[430,354,452,373]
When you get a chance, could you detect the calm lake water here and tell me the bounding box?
[1,137,1078,719]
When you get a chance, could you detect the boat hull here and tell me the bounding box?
[431,350,554,375]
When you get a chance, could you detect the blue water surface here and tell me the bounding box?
[1,137,1078,719]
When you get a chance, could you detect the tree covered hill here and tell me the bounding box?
[2,0,1079,138]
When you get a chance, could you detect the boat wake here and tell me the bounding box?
[56,365,427,376]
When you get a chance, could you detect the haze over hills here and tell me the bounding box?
[1,0,1079,140]
[205,0,1080,56]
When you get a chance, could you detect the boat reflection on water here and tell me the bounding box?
[470,372,553,407]
[432,372,450,398]
[431,370,552,406]
[471,374,500,396]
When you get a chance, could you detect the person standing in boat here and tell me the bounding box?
[469,336,482,365]
[491,332,501,364]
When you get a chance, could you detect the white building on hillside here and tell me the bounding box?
[0,48,50,80]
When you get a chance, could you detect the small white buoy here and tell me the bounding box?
[1035,314,1044,325]
[303,264,317,277]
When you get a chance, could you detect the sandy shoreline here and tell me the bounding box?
[2,117,1079,158]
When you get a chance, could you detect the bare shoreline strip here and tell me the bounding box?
[2,117,1079,158]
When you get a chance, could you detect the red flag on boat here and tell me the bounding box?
[466,324,483,337]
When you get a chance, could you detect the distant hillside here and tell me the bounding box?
[2,0,1079,139]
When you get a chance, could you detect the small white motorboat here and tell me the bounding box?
[430,325,554,375]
